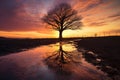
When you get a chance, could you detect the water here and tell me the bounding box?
[0,41,112,80]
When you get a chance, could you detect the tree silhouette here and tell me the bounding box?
[43,3,82,41]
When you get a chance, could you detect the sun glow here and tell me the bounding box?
[0,31,57,38]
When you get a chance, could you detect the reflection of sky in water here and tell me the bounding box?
[0,42,111,80]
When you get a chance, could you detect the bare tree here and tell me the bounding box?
[43,3,82,41]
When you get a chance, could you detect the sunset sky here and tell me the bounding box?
[0,0,120,38]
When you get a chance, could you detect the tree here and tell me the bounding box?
[43,3,82,41]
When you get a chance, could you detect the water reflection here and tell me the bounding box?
[45,42,81,78]
[0,41,113,80]
[45,42,81,63]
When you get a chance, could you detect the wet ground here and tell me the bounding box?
[0,40,119,80]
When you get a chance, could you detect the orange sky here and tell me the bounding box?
[0,0,120,38]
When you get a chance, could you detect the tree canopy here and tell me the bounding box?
[43,3,82,41]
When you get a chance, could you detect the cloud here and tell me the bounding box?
[88,21,107,27]
[0,0,50,33]
[84,12,120,27]
[76,0,120,27]
[107,29,120,33]
[72,0,110,12]
[0,0,23,22]
[107,13,120,19]
[0,0,28,31]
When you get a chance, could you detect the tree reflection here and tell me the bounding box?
[44,42,81,76]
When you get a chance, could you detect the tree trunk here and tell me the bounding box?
[59,43,65,63]
[59,30,63,41]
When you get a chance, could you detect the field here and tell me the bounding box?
[76,36,120,79]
